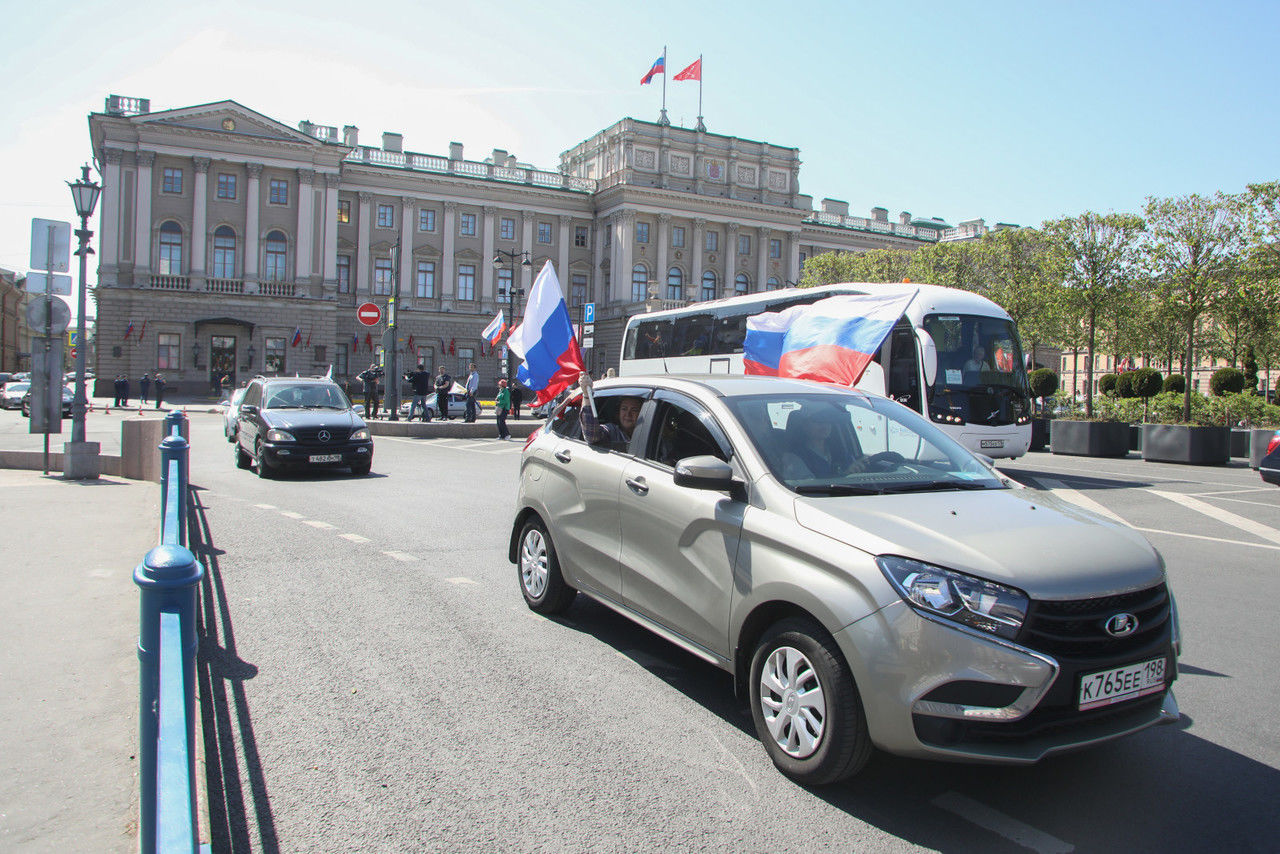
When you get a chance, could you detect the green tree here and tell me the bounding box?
[1099,373,1119,396]
[1132,367,1164,421]
[1210,367,1245,396]
[801,248,912,286]
[1028,368,1059,414]
[1164,374,1186,394]
[1144,192,1246,421]
[979,227,1066,368]
[1044,212,1146,417]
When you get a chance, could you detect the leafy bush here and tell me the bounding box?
[1028,368,1059,400]
[1114,372,1136,398]
[1163,374,1186,394]
[1094,394,1143,423]
[1147,390,1215,425]
[1131,368,1163,399]
[1210,367,1245,396]
[1099,373,1118,396]
[1209,391,1280,427]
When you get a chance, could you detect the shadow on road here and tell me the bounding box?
[189,484,279,854]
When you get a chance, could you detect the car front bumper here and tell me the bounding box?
[262,441,373,468]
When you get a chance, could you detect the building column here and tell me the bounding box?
[656,214,670,298]
[788,231,801,284]
[100,148,125,277]
[442,202,457,298]
[520,210,535,292]
[245,163,262,281]
[593,215,607,307]
[295,169,315,281]
[557,215,571,290]
[758,227,771,290]
[133,151,154,278]
[481,206,497,305]
[356,192,373,294]
[691,218,706,301]
[323,174,340,283]
[191,157,210,279]
[725,222,738,297]
[619,211,635,303]
[399,196,415,306]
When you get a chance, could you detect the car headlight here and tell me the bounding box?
[266,429,296,442]
[350,429,370,441]
[876,556,1028,640]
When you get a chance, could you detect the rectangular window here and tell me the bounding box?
[338,199,351,224]
[538,221,553,244]
[269,179,288,205]
[265,337,286,374]
[705,231,719,252]
[497,267,513,298]
[738,234,750,255]
[672,226,685,248]
[373,258,392,295]
[335,348,347,378]
[575,226,589,247]
[416,261,436,298]
[769,238,782,259]
[799,252,807,263]
[456,348,474,378]
[216,174,236,200]
[162,168,183,194]
[500,217,515,240]
[636,222,650,244]
[457,264,476,300]
[604,227,612,247]
[571,274,587,308]
[377,204,394,228]
[337,255,351,294]
[157,333,180,370]
[460,213,477,236]
[418,208,436,232]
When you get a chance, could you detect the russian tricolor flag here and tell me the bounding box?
[291,327,303,347]
[482,310,506,346]
[507,262,584,405]
[640,55,665,85]
[743,292,917,387]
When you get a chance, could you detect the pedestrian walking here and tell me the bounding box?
[356,363,383,418]
[153,374,165,409]
[139,373,151,404]
[112,374,123,407]
[464,362,480,422]
[433,364,453,420]
[404,362,433,421]
[495,379,511,439]
[121,375,131,407]
[511,382,523,420]
[220,372,232,402]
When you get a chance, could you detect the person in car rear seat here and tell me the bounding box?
[578,372,641,447]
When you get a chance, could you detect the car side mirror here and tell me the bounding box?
[240,404,257,415]
[673,455,737,491]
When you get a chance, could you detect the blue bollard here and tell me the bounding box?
[135,544,203,854]
[158,425,189,547]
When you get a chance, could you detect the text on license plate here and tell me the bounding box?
[1078,656,1166,711]
[309,454,341,463]
[980,439,1004,449]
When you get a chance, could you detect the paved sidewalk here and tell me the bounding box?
[0,469,157,852]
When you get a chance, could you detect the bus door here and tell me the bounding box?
[885,323,922,413]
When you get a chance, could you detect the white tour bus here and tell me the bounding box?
[619,282,1033,458]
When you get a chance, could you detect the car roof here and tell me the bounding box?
[590,373,875,402]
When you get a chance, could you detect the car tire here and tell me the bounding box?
[350,461,371,476]
[749,618,872,786]
[254,439,274,479]
[234,438,251,469]
[517,516,576,614]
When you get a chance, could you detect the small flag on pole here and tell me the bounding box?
[352,333,359,351]
[673,58,701,81]
[291,327,303,347]
[365,332,373,352]
[136,319,147,347]
[123,321,134,341]
[640,54,665,85]
[482,310,506,346]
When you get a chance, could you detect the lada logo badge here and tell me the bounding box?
[318,430,331,442]
[1105,613,1138,637]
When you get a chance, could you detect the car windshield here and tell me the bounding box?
[6,383,30,394]
[263,383,350,409]
[230,388,247,406]
[723,391,1004,495]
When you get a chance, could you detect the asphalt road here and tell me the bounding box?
[177,411,1280,853]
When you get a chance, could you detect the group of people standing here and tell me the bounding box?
[112,373,165,409]
[355,361,525,438]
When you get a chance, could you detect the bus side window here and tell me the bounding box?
[715,313,748,354]
[629,319,673,359]
[671,314,715,356]
[887,326,921,411]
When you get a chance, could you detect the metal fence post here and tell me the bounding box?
[158,413,189,547]
[135,544,203,854]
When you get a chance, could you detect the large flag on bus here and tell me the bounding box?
[743,292,917,387]
[507,261,585,405]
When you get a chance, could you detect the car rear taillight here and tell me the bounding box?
[1267,432,1280,456]
[523,427,541,452]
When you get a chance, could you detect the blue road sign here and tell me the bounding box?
[583,303,595,324]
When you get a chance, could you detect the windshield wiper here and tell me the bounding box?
[302,404,344,409]
[880,478,994,493]
[794,484,886,496]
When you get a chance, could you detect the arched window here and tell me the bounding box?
[212,226,237,279]
[767,276,781,290]
[666,267,683,301]
[735,273,749,296]
[701,270,717,302]
[264,230,287,282]
[158,221,183,275]
[631,263,648,303]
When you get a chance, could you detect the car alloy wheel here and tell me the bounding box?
[759,645,826,759]
[521,526,549,599]
[255,439,274,479]
[517,517,575,614]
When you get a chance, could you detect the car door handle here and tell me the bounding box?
[554,448,572,463]
[625,476,648,495]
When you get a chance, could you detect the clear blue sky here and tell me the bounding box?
[2,0,1277,317]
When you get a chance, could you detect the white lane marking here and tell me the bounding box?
[303,520,335,529]
[1149,490,1280,546]
[1001,459,1254,490]
[1038,478,1128,524]
[279,511,305,519]
[1131,526,1280,552]
[444,576,478,585]
[379,435,520,453]
[1193,488,1278,497]
[1195,494,1280,510]
[254,503,276,510]
[340,533,370,543]
[382,550,419,562]
[932,791,1073,854]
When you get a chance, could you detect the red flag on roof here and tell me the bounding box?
[674,58,701,81]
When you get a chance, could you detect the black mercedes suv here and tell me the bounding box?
[234,376,373,477]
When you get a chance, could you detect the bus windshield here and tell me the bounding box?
[923,313,1030,425]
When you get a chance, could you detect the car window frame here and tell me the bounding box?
[638,389,735,469]
[558,386,653,455]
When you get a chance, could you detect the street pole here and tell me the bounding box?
[386,239,401,421]
[72,204,93,443]
[66,165,102,479]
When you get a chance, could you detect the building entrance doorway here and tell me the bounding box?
[211,335,237,390]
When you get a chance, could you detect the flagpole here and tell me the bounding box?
[659,45,670,126]
[695,54,705,132]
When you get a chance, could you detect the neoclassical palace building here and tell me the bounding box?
[88,95,984,396]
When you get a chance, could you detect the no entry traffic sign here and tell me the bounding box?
[357,302,382,326]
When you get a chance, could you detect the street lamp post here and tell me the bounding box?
[386,239,402,420]
[66,165,101,478]
[493,250,530,386]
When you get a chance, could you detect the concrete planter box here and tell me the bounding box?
[1128,424,1144,452]
[1050,420,1130,457]
[1251,428,1279,469]
[1230,429,1251,458]
[1030,418,1050,451]
[1141,424,1229,465]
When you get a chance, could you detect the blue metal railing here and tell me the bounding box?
[135,411,203,853]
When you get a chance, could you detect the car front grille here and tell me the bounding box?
[290,427,353,444]
[1018,583,1170,659]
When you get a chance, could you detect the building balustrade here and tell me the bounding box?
[205,278,244,294]
[343,145,597,194]
[258,281,297,297]
[150,275,190,290]
[806,212,940,243]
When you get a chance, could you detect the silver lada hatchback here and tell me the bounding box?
[509,375,1181,785]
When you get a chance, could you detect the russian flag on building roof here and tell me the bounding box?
[640,55,665,85]
[743,292,918,387]
[482,310,506,346]
[507,262,584,405]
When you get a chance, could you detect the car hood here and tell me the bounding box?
[793,488,1163,600]
[262,409,366,430]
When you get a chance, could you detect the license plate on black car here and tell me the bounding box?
[310,454,341,463]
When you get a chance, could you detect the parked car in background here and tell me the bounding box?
[2,382,31,409]
[511,375,1180,784]
[22,385,74,418]
[1260,430,1280,486]
[234,376,373,477]
[397,392,479,421]
[221,387,248,441]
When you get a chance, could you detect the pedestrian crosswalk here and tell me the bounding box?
[377,435,523,455]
